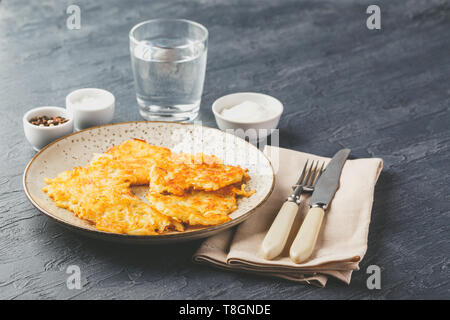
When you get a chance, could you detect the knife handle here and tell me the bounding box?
[289,207,324,263]
[261,201,299,260]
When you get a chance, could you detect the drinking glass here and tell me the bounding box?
[129,19,208,121]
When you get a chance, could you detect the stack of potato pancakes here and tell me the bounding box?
[43,139,254,235]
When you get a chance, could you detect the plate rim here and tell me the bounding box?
[23,120,275,240]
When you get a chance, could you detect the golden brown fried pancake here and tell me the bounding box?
[146,184,255,227]
[147,187,235,226]
[105,138,171,185]
[149,152,249,196]
[43,154,183,235]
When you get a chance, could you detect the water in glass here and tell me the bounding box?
[131,37,207,121]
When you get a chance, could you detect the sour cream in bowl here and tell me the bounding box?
[212,92,283,141]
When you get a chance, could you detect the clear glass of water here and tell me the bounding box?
[129,19,208,122]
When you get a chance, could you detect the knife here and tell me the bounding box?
[289,148,350,263]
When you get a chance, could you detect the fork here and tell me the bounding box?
[261,160,325,260]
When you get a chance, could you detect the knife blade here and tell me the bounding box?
[289,148,350,263]
[310,148,351,208]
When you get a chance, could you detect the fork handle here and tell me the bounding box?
[261,201,299,260]
[289,206,324,263]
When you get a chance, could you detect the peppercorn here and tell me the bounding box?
[29,115,69,127]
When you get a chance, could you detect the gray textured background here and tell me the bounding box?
[0,0,449,299]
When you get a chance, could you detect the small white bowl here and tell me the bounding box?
[23,106,74,151]
[212,92,283,140]
[66,88,115,131]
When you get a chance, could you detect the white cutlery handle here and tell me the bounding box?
[261,201,299,260]
[289,207,324,263]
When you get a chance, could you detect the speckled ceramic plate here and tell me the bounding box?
[23,121,274,243]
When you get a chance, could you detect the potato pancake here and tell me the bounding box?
[146,184,255,226]
[149,152,249,196]
[43,154,183,235]
[105,138,171,185]
[147,187,235,226]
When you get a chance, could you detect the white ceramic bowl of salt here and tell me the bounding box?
[66,88,115,131]
[212,92,283,140]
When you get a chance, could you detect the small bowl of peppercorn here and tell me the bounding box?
[23,106,73,151]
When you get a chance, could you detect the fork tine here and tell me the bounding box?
[294,160,309,185]
[303,160,316,186]
[313,162,325,186]
[307,161,319,187]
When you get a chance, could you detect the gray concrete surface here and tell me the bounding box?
[0,0,449,299]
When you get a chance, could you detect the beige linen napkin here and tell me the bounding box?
[193,145,383,287]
